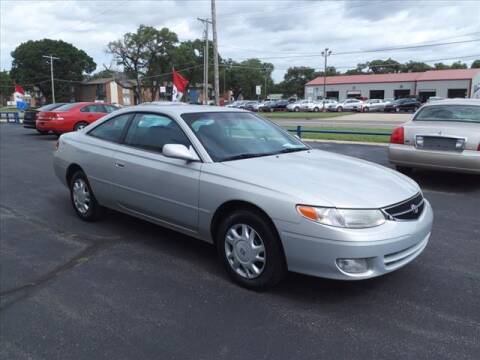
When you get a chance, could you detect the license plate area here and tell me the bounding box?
[416,136,464,152]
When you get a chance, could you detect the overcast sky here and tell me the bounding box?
[1,0,479,81]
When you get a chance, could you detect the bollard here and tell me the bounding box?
[296,125,302,138]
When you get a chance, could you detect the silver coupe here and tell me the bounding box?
[54,104,433,290]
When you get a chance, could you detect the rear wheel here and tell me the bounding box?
[69,171,104,221]
[395,166,413,176]
[74,121,89,131]
[294,107,299,112]
[313,107,320,112]
[216,209,286,290]
[337,106,343,112]
[36,129,49,135]
[363,107,369,112]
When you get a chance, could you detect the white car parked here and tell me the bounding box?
[362,99,390,112]
[327,99,364,112]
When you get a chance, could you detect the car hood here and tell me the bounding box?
[218,149,419,208]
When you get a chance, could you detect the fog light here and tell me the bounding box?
[336,258,368,274]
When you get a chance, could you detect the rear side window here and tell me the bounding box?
[124,113,191,153]
[54,103,78,111]
[88,113,131,143]
[104,105,119,113]
[81,104,106,113]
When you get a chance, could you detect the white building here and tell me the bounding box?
[305,69,480,102]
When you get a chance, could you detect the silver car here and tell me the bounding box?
[362,99,389,112]
[389,99,480,175]
[327,99,363,112]
[54,104,433,290]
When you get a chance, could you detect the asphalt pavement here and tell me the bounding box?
[1,124,479,360]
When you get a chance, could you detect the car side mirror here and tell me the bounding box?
[162,144,200,162]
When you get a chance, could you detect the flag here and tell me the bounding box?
[172,69,189,102]
[13,85,27,110]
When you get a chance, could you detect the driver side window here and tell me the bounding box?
[124,113,191,153]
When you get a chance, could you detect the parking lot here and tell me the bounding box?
[1,123,479,359]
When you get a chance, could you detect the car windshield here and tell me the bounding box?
[414,105,480,123]
[182,112,309,162]
[53,103,78,111]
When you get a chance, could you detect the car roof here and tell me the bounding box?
[420,98,480,107]
[120,103,248,117]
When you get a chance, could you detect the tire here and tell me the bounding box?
[36,129,49,135]
[74,121,89,131]
[215,209,287,290]
[270,108,274,112]
[313,107,319,112]
[363,107,369,112]
[395,166,413,176]
[337,106,343,112]
[294,107,299,112]
[69,171,104,221]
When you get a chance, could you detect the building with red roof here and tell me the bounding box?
[305,69,480,102]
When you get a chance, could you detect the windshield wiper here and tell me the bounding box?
[221,152,274,161]
[275,147,308,154]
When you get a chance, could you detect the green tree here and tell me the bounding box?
[434,63,450,70]
[401,61,432,73]
[108,25,179,102]
[450,61,467,69]
[225,58,274,100]
[10,39,96,102]
[368,58,402,73]
[0,70,13,106]
[471,59,480,68]
[280,66,317,97]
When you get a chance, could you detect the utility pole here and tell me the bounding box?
[42,55,60,103]
[197,18,211,105]
[321,48,332,100]
[211,0,220,105]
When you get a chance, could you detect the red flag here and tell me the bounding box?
[173,69,188,93]
[15,84,25,95]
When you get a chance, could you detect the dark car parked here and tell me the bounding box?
[23,103,66,132]
[384,98,422,112]
[261,99,289,112]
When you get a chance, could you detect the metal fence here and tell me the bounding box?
[288,125,392,138]
[0,112,20,123]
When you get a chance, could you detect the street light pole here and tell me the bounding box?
[197,18,211,105]
[321,48,332,100]
[42,55,60,103]
[211,0,220,105]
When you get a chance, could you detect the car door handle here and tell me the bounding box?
[114,162,125,168]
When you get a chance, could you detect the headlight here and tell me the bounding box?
[297,205,386,228]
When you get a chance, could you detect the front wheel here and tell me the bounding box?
[216,209,286,290]
[70,171,104,221]
[313,107,319,112]
[294,107,299,112]
[337,106,343,112]
[363,107,369,112]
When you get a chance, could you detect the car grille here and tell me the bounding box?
[382,193,424,221]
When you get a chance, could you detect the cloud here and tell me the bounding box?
[1,0,479,82]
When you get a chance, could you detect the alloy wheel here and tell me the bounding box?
[224,224,266,279]
[72,178,91,214]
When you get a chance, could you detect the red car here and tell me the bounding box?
[36,102,119,135]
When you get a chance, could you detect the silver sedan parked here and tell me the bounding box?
[389,99,480,175]
[54,104,433,290]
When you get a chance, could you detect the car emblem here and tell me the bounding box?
[410,203,419,214]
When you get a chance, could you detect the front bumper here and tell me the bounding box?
[276,199,433,280]
[389,144,480,175]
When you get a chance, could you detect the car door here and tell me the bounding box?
[110,112,201,232]
[80,112,134,206]
[80,104,107,124]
